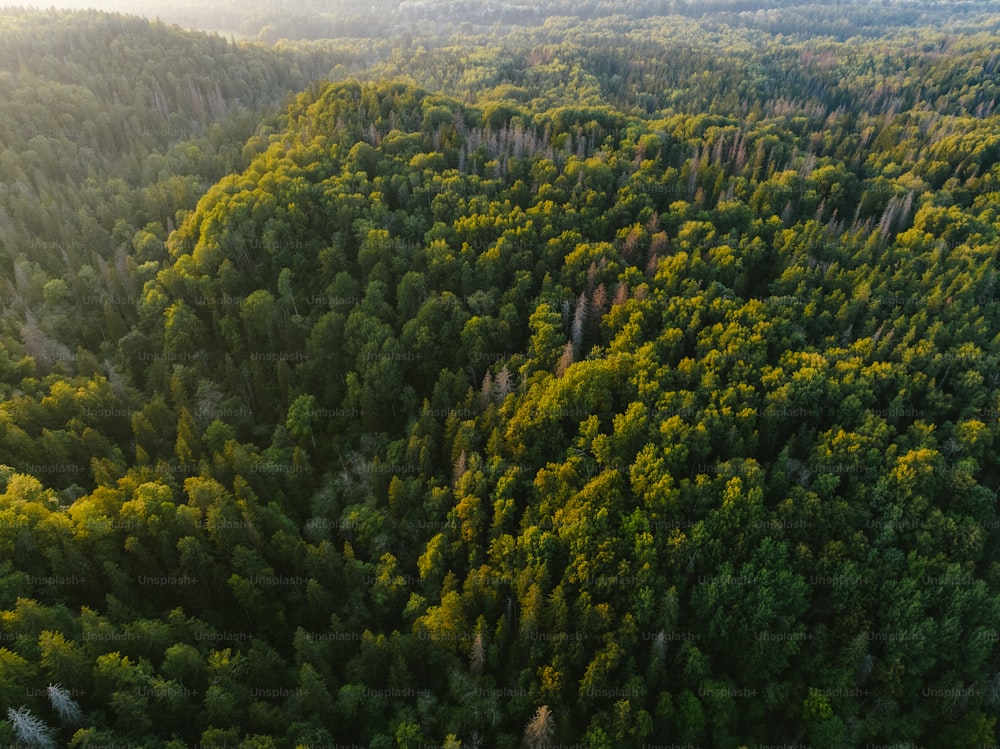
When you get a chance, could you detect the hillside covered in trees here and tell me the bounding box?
[2,2,1000,747]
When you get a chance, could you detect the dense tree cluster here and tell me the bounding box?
[0,8,353,362]
[2,2,1000,747]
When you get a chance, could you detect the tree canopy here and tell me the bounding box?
[2,2,1000,747]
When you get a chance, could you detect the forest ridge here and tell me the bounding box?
[1,3,1000,748]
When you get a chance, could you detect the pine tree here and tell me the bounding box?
[556,341,574,378]
[46,684,82,725]
[688,145,700,199]
[592,283,607,310]
[523,705,555,748]
[469,631,485,676]
[454,449,468,485]
[613,282,628,306]
[645,211,660,234]
[571,293,587,354]
[495,366,513,402]
[622,228,640,261]
[646,251,659,278]
[480,371,494,406]
[6,707,55,749]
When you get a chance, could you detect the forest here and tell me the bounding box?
[2,1,1000,747]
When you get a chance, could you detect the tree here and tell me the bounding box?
[571,293,587,353]
[556,341,574,378]
[163,301,208,358]
[277,267,300,318]
[469,631,485,676]
[526,303,563,376]
[46,684,82,725]
[241,290,278,350]
[175,406,200,464]
[523,705,555,748]
[0,648,38,713]
[6,706,54,749]
[286,394,318,449]
[38,632,89,688]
